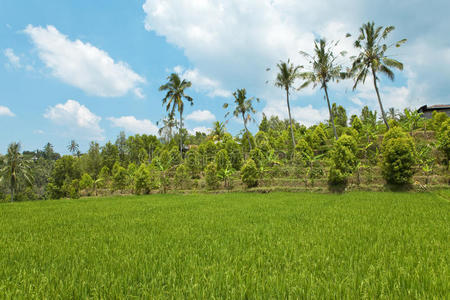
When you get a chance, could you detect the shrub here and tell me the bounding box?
[381,128,416,186]
[174,164,191,190]
[134,164,151,194]
[112,162,128,192]
[241,131,256,153]
[351,116,363,133]
[63,179,80,199]
[430,111,448,131]
[294,138,313,162]
[169,147,182,166]
[437,119,450,166]
[215,149,230,171]
[185,149,201,178]
[241,159,259,188]
[97,166,110,189]
[250,148,264,169]
[328,134,358,189]
[205,162,219,190]
[225,139,242,170]
[45,182,62,200]
[79,173,94,193]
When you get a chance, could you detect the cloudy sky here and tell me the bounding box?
[1,0,449,153]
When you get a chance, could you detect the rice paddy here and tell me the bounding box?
[0,191,448,298]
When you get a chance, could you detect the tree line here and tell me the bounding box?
[1,21,449,201]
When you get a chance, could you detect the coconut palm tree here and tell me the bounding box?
[67,140,79,156]
[275,59,302,149]
[211,121,226,142]
[300,39,347,140]
[0,142,33,202]
[157,114,178,144]
[351,21,407,129]
[223,88,259,151]
[159,73,193,156]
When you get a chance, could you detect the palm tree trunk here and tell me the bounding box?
[285,88,296,149]
[372,68,390,130]
[243,114,252,152]
[323,83,338,140]
[10,176,15,202]
[179,110,183,158]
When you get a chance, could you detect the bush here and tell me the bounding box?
[112,162,128,192]
[63,179,80,199]
[169,147,182,166]
[225,139,242,170]
[185,149,201,178]
[430,111,448,131]
[97,166,110,189]
[437,119,450,166]
[79,173,94,193]
[174,164,191,190]
[215,149,230,171]
[250,148,264,169]
[45,182,63,200]
[328,134,358,189]
[134,164,151,194]
[205,162,219,190]
[294,138,313,162]
[241,159,259,188]
[381,129,416,186]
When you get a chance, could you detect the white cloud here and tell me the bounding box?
[0,106,15,117]
[264,102,328,127]
[108,116,158,135]
[4,48,21,67]
[174,66,231,97]
[189,126,211,135]
[143,0,450,122]
[186,109,216,122]
[33,129,44,134]
[24,25,145,98]
[44,100,104,140]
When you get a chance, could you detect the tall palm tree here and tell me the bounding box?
[159,73,193,156]
[351,21,407,129]
[67,140,79,156]
[275,59,302,149]
[0,142,33,202]
[223,88,259,151]
[300,39,346,140]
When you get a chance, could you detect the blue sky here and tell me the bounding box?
[1,0,449,154]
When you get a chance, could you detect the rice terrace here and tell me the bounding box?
[1,0,450,298]
[1,192,449,298]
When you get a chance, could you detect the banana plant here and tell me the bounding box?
[217,166,235,190]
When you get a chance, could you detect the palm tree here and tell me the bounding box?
[223,88,259,151]
[67,140,79,156]
[159,73,193,156]
[351,21,407,129]
[300,39,346,140]
[0,142,33,202]
[157,114,178,144]
[275,59,302,149]
[211,121,226,142]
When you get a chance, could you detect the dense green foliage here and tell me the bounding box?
[0,192,448,298]
[241,159,259,188]
[381,127,416,186]
[0,21,448,200]
[328,134,358,188]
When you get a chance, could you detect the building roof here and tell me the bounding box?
[418,104,450,113]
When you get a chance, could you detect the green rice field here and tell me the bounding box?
[0,191,449,298]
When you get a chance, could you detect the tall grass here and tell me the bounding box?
[0,192,448,298]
